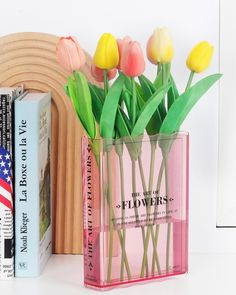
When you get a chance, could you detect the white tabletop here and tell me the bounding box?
[0,253,234,294]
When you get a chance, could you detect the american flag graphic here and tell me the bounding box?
[0,146,13,212]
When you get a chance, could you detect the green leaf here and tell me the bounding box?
[167,75,179,110]
[153,62,171,88]
[154,63,171,119]
[146,113,162,135]
[74,71,96,139]
[124,76,132,91]
[100,73,125,138]
[68,76,88,134]
[138,75,156,100]
[137,90,145,110]
[91,84,105,101]
[121,89,131,116]
[116,107,132,137]
[131,83,171,137]
[170,75,179,97]
[138,75,163,135]
[160,64,171,119]
[123,77,144,119]
[89,84,104,123]
[64,84,70,97]
[124,90,131,111]
[135,82,144,98]
[153,69,162,89]
[68,77,78,113]
[160,74,222,134]
[115,107,141,160]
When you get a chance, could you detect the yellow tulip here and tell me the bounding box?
[93,33,119,70]
[186,41,214,73]
[146,27,174,64]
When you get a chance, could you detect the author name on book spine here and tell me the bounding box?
[18,119,29,253]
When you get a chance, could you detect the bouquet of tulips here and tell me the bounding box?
[56,28,221,286]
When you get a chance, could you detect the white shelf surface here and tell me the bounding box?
[0,253,234,294]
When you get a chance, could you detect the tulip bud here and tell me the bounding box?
[91,64,117,83]
[186,41,214,73]
[120,41,145,77]
[117,36,132,70]
[56,36,86,73]
[146,27,174,65]
[93,33,119,70]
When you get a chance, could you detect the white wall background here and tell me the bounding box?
[1,0,233,253]
[218,0,236,226]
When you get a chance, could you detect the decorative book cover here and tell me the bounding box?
[0,87,23,280]
[14,92,52,277]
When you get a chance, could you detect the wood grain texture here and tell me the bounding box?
[0,32,97,254]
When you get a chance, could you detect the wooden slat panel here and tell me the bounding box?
[0,32,97,254]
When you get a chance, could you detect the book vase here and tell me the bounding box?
[82,132,189,290]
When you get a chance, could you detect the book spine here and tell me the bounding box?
[0,97,2,143]
[38,99,52,273]
[1,95,8,148]
[82,138,101,286]
[14,102,39,277]
[0,94,14,280]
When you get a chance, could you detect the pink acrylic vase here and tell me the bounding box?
[82,132,189,290]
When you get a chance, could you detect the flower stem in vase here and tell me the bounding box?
[131,158,149,275]
[103,183,132,279]
[118,154,126,281]
[151,160,164,274]
[138,154,161,277]
[140,225,151,278]
[148,141,161,275]
[163,154,171,273]
[106,150,114,283]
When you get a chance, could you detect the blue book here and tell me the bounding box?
[14,92,52,277]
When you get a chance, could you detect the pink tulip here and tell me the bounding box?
[56,36,86,73]
[117,36,132,70]
[91,64,117,82]
[120,41,145,77]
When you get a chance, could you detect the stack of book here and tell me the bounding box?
[0,87,52,279]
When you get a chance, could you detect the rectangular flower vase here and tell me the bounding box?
[82,132,189,290]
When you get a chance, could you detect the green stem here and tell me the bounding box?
[150,227,161,274]
[185,71,194,91]
[147,142,161,274]
[132,158,149,275]
[153,160,164,224]
[157,62,162,76]
[138,155,161,277]
[148,141,156,203]
[162,64,166,108]
[119,155,126,281]
[162,64,166,84]
[140,226,151,278]
[158,63,167,120]
[104,69,109,97]
[151,160,164,273]
[131,160,139,223]
[151,225,160,273]
[163,154,171,273]
[131,78,137,126]
[106,150,114,283]
[99,147,131,280]
[104,187,132,279]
